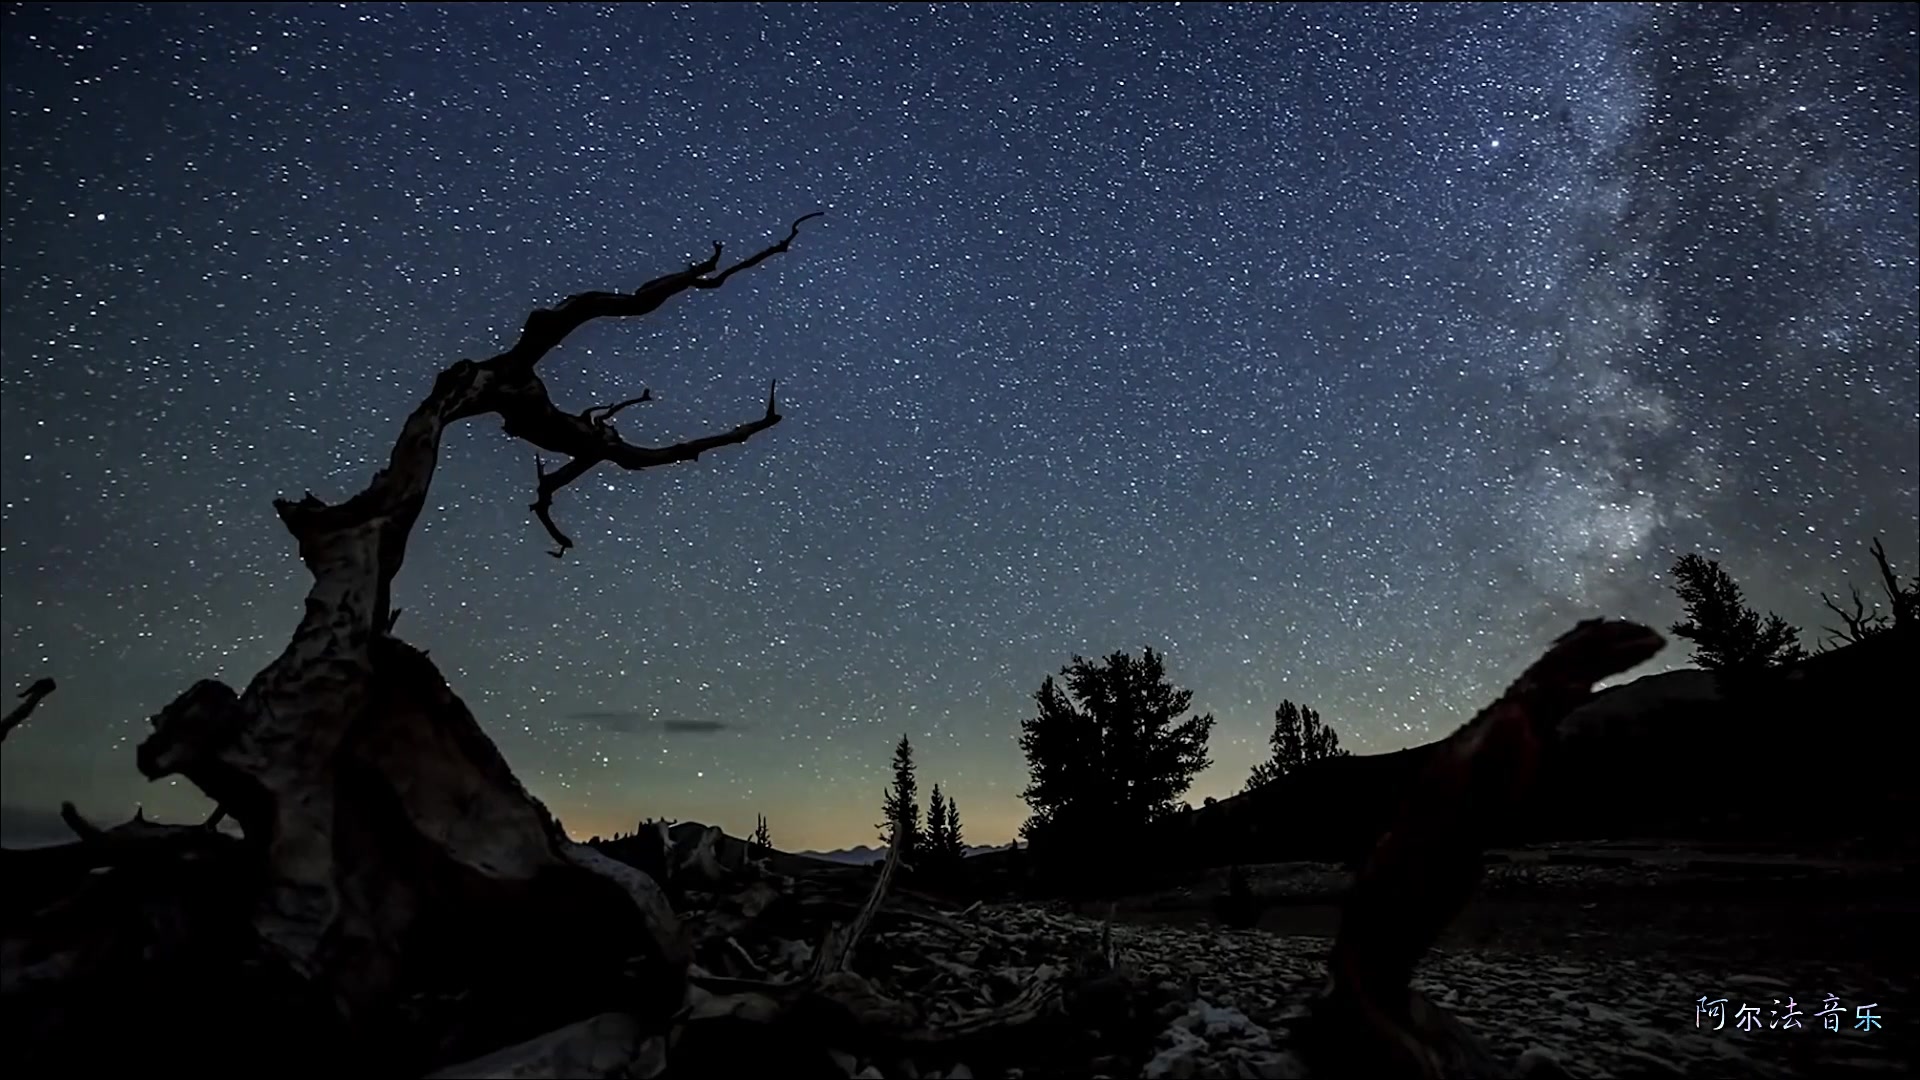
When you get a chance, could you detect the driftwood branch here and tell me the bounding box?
[685,812,914,1006]
[1,676,56,745]
[55,801,239,865]
[812,818,906,979]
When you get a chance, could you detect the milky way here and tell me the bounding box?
[3,3,1914,849]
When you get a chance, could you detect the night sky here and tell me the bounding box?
[2,3,1915,852]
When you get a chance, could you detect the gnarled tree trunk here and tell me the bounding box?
[3,216,818,1074]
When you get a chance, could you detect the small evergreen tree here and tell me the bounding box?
[876,734,923,858]
[750,813,772,850]
[1668,553,1805,672]
[925,783,951,862]
[943,795,963,859]
[1244,700,1350,793]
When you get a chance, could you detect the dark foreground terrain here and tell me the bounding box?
[6,629,1909,1078]
[1095,842,1915,1078]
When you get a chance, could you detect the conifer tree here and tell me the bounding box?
[875,734,923,858]
[943,795,963,859]
[1669,553,1805,671]
[1018,647,1212,849]
[925,783,951,862]
[1244,700,1350,793]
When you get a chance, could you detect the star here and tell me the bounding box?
[0,2,1913,852]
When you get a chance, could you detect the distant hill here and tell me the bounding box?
[1133,625,1916,871]
[587,819,827,877]
[588,629,1911,895]
[796,841,1014,866]
[580,821,1019,876]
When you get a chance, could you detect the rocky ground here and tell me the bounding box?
[432,837,1909,1080]
[604,878,1908,1079]
[1097,917,1907,1079]
[1054,847,1915,1079]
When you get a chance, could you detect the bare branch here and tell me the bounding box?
[528,379,784,559]
[693,212,824,291]
[1819,584,1884,647]
[0,676,56,745]
[531,455,597,557]
[272,212,815,597]
[501,212,822,372]
[582,388,653,426]
[1867,536,1917,631]
[1871,537,1900,605]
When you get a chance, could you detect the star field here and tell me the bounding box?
[2,3,1915,851]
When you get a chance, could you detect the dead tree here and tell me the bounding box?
[4,215,821,1073]
[1820,536,1918,647]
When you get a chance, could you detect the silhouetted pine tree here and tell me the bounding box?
[1669,553,1805,672]
[1018,647,1213,859]
[875,734,923,858]
[943,795,963,859]
[925,783,951,862]
[1244,700,1351,793]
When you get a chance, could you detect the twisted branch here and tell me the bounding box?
[272,212,819,574]
[581,388,653,426]
[1,677,56,745]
